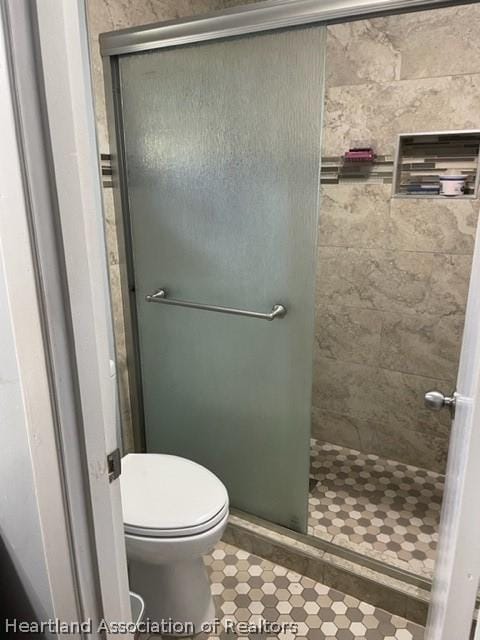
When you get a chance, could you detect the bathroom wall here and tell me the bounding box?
[312,4,480,472]
[86,0,256,451]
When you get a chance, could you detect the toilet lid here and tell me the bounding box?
[120,453,229,537]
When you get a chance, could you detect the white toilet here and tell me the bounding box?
[120,453,229,635]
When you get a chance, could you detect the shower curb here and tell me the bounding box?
[223,510,430,626]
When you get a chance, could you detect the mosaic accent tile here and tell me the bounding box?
[320,156,395,185]
[195,542,423,639]
[394,134,480,196]
[309,439,444,578]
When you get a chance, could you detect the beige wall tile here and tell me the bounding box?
[366,422,449,473]
[323,74,480,156]
[319,184,391,249]
[311,407,363,451]
[312,356,450,440]
[423,253,473,316]
[325,5,480,87]
[316,247,434,314]
[386,4,480,81]
[326,20,400,88]
[314,305,382,366]
[317,4,480,470]
[103,188,120,266]
[379,311,464,382]
[388,198,478,255]
[316,246,366,309]
[311,406,448,472]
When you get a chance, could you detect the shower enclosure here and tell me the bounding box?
[100,0,480,631]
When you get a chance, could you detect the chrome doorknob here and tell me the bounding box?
[425,390,456,414]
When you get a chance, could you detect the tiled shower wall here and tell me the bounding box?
[313,4,480,472]
[88,2,480,470]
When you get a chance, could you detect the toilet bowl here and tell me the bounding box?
[120,453,229,635]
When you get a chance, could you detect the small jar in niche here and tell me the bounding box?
[439,170,467,197]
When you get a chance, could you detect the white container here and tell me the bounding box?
[439,171,466,196]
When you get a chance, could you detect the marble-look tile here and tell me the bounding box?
[423,253,473,317]
[379,311,464,382]
[314,305,382,366]
[311,407,363,451]
[318,184,391,249]
[316,246,363,307]
[368,422,449,473]
[326,20,400,87]
[323,73,480,156]
[317,245,473,318]
[103,189,120,266]
[325,5,480,87]
[316,247,433,314]
[313,355,451,438]
[311,404,448,472]
[388,198,478,255]
[384,4,480,81]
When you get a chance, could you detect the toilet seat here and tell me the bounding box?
[120,453,229,538]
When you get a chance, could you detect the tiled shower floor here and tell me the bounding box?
[309,439,444,579]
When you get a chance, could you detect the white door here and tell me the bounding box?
[426,218,480,638]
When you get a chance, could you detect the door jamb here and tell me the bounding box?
[2,0,132,635]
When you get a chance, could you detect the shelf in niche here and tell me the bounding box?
[392,130,480,199]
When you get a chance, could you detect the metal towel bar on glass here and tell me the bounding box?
[145,289,286,321]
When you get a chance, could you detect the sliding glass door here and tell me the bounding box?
[117,26,325,531]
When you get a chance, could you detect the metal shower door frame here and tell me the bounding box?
[100,2,480,638]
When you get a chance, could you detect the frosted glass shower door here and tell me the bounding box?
[118,26,325,532]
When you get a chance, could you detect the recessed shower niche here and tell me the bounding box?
[393,130,480,198]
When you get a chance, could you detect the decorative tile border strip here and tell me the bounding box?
[101,140,478,192]
[101,152,113,188]
[320,156,394,185]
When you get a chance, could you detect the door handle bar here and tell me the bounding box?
[146,289,286,321]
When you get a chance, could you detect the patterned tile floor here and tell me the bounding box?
[309,439,445,578]
[197,542,423,639]
[139,542,424,638]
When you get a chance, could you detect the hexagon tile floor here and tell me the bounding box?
[197,541,423,640]
[309,439,444,578]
